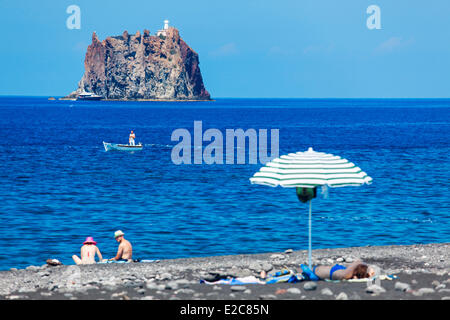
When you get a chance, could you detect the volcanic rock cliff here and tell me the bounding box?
[65,28,210,100]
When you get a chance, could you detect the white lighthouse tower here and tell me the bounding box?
[157,19,170,36]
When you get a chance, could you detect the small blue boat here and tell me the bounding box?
[103,141,143,151]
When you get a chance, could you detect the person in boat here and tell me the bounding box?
[129,131,136,146]
[72,237,104,265]
[299,260,376,281]
[108,230,133,262]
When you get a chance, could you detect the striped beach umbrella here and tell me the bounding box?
[250,147,372,268]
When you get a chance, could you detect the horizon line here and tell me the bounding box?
[2,95,450,100]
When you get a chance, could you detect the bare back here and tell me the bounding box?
[119,239,133,260]
[113,238,132,261]
[79,245,101,264]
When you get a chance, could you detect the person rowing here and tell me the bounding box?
[129,130,136,146]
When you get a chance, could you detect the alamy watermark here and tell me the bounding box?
[171,121,279,165]
[66,5,81,30]
[366,5,381,30]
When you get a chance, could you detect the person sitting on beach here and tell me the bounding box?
[129,131,136,146]
[72,237,103,265]
[300,260,376,281]
[108,230,133,262]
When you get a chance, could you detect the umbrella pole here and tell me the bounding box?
[308,199,312,269]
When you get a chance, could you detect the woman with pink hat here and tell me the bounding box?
[72,236,104,265]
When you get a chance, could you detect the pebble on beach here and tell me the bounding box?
[395,282,411,292]
[303,282,317,291]
[413,288,435,296]
[321,288,333,296]
[230,286,247,292]
[259,294,277,300]
[287,288,301,294]
[175,288,195,295]
[336,292,349,300]
[366,285,386,295]
[262,262,273,272]
[270,254,284,260]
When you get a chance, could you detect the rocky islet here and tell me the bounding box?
[64,26,210,101]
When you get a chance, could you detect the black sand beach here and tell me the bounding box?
[1,243,448,301]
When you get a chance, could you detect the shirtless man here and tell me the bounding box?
[109,230,133,262]
[72,237,103,265]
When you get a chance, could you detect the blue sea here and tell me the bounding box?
[0,97,449,270]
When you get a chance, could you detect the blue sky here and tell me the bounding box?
[1,0,449,98]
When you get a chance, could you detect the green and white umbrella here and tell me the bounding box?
[250,147,372,268]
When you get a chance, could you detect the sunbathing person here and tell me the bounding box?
[259,260,376,283]
[108,230,133,262]
[72,237,103,265]
[301,260,376,281]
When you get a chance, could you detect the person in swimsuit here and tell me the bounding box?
[72,237,104,265]
[301,260,376,280]
[108,230,133,262]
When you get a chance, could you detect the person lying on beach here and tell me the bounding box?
[300,260,376,281]
[108,230,133,262]
[259,260,376,282]
[72,237,104,265]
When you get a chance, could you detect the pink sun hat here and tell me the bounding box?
[83,237,97,245]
